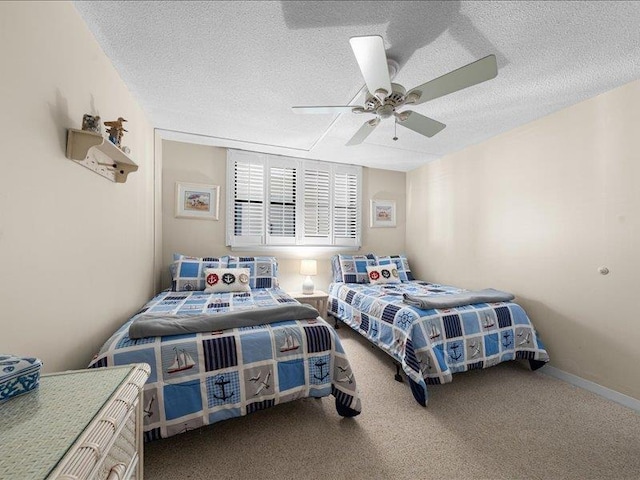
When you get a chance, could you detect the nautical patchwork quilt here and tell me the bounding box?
[89,288,361,440]
[328,281,549,406]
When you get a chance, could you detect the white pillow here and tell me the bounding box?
[204,268,251,293]
[366,265,401,285]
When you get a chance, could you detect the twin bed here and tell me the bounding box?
[89,252,549,440]
[327,254,549,406]
[88,255,361,441]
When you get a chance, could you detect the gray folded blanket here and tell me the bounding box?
[129,303,320,339]
[402,288,515,309]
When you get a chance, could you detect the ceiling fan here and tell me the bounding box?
[292,35,498,146]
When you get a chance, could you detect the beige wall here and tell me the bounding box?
[0,2,155,372]
[161,140,406,292]
[406,79,640,400]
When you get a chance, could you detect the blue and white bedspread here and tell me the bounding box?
[329,281,549,406]
[89,288,361,440]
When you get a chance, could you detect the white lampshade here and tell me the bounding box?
[300,259,317,276]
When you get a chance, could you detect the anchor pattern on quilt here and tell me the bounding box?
[328,281,549,406]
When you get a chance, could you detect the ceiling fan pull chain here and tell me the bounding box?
[393,119,398,141]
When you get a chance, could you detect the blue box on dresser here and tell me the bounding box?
[0,354,43,402]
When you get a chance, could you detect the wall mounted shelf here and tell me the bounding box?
[65,128,138,183]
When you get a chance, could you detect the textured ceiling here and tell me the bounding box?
[74,1,640,171]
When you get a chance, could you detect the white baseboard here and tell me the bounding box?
[539,365,640,413]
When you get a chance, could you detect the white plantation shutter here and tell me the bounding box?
[333,166,360,247]
[227,150,361,247]
[303,165,331,245]
[227,151,265,246]
[267,158,297,244]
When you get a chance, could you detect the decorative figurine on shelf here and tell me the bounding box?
[104,117,128,147]
[81,114,102,134]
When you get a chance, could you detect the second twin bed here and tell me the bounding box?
[327,254,549,406]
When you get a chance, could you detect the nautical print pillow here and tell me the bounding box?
[170,254,227,291]
[330,255,344,283]
[203,268,251,293]
[226,256,278,288]
[337,254,377,283]
[375,254,415,282]
[366,265,401,285]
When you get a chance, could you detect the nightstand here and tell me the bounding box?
[288,290,329,320]
[0,363,150,480]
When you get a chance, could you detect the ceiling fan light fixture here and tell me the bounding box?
[395,111,410,122]
[404,92,420,104]
[378,104,395,119]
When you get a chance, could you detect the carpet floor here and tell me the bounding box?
[145,323,640,479]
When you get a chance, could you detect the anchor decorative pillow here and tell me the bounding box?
[366,264,401,285]
[204,268,251,293]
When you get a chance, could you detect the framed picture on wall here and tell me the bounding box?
[175,182,220,220]
[370,199,396,228]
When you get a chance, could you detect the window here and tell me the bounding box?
[226,150,362,248]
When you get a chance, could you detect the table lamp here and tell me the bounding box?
[300,259,317,294]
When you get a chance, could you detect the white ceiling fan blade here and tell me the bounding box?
[346,118,380,146]
[397,111,446,138]
[292,106,362,114]
[406,55,498,106]
[349,35,392,96]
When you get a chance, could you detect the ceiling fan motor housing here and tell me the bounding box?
[387,83,406,99]
[364,96,382,111]
[365,83,408,118]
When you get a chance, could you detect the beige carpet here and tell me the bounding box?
[145,325,640,479]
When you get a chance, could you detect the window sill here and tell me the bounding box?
[228,245,362,255]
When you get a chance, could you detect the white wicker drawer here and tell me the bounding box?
[0,364,149,480]
[54,365,149,480]
[98,409,138,479]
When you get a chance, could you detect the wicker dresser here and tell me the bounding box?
[0,363,150,480]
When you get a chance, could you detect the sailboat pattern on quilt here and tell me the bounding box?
[329,281,549,406]
[89,288,361,440]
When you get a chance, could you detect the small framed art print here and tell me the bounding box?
[370,199,396,228]
[175,182,220,220]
